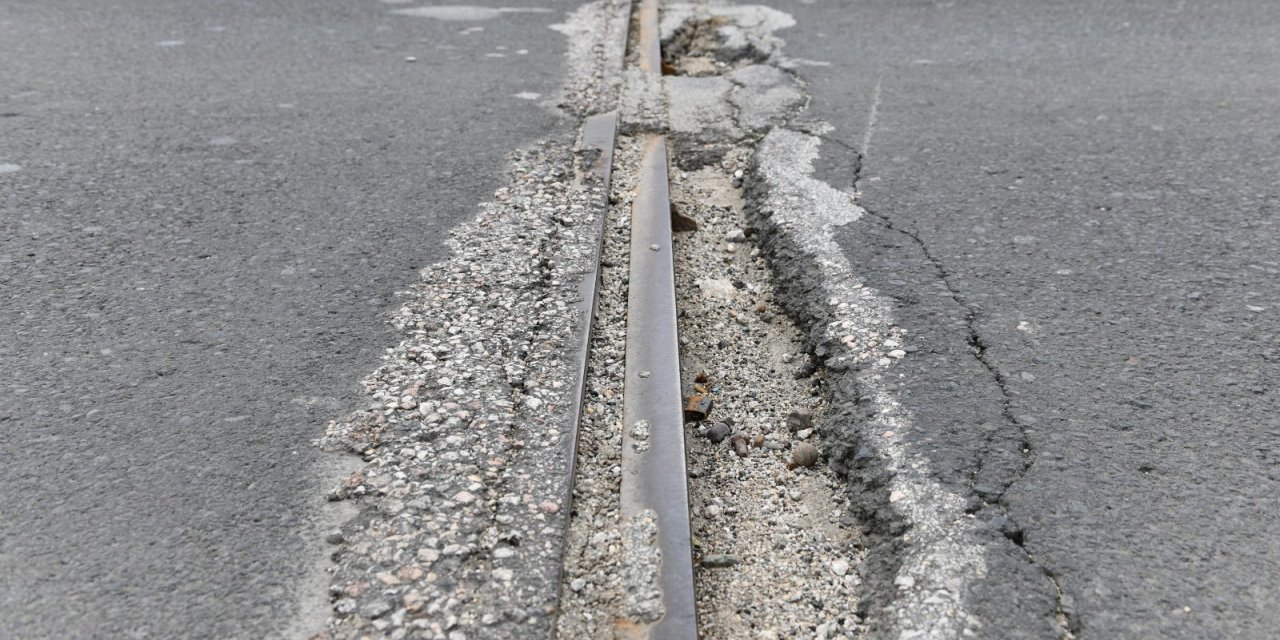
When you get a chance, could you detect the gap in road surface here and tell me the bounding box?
[559,1,866,637]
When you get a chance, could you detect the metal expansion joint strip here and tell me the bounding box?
[620,135,698,639]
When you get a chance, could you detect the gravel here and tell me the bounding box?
[554,138,644,640]
[313,2,631,637]
[316,137,606,640]
[670,156,862,640]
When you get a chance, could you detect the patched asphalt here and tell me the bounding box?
[0,1,572,637]
[782,0,1280,637]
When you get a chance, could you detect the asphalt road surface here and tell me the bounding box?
[4,0,1280,638]
[0,1,571,637]
[787,0,1280,637]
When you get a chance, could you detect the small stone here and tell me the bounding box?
[324,531,345,545]
[334,598,358,615]
[403,591,426,612]
[492,568,514,582]
[888,349,907,359]
[706,422,732,444]
[454,490,477,504]
[830,559,850,577]
[730,434,750,458]
[786,410,812,432]
[894,574,916,589]
[539,501,560,514]
[696,277,738,299]
[362,600,393,619]
[701,553,739,568]
[789,442,820,468]
[570,578,587,592]
[725,228,747,243]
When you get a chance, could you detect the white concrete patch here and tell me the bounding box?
[156,40,185,47]
[391,5,552,20]
[0,163,22,173]
[512,92,541,100]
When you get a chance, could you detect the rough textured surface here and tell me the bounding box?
[672,158,862,639]
[314,2,631,638]
[0,1,568,638]
[780,0,1280,637]
[317,139,610,639]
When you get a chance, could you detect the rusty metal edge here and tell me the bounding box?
[549,110,620,637]
[620,135,698,639]
[636,0,662,76]
[562,109,619,503]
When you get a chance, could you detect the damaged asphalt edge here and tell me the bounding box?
[854,205,1079,637]
[746,130,998,639]
[741,134,905,631]
[654,3,997,635]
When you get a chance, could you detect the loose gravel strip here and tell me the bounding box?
[317,140,608,640]
[313,3,631,638]
[555,137,644,640]
[670,156,864,640]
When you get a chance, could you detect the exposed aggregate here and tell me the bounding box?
[554,138,642,640]
[315,141,609,640]
[672,155,864,639]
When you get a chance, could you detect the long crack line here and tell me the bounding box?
[857,204,1079,638]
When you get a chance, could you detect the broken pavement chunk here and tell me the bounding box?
[684,394,713,422]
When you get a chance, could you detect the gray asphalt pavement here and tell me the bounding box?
[6,0,1280,637]
[0,1,571,637]
[785,0,1280,637]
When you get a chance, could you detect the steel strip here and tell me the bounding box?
[552,111,620,635]
[636,0,662,76]
[620,135,698,639]
[562,109,620,502]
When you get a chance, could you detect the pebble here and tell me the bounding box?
[701,553,739,568]
[725,228,747,242]
[362,601,393,619]
[786,410,812,432]
[829,559,850,577]
[706,422,733,443]
[789,442,820,468]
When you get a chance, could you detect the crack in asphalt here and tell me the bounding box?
[851,185,1079,636]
